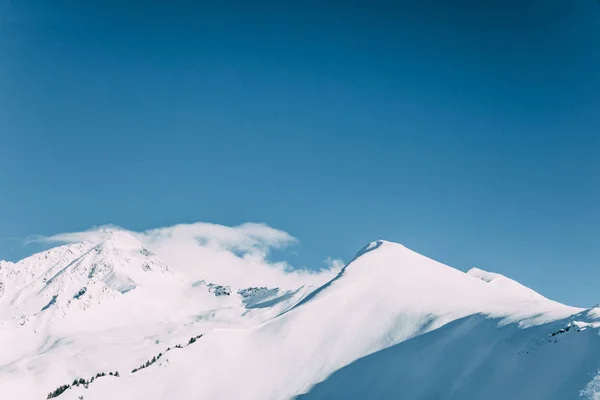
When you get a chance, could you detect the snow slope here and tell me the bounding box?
[300,310,600,400]
[1,235,597,400]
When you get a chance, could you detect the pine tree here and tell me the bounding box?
[115,371,120,377]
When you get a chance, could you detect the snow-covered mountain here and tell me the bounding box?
[1,233,598,400]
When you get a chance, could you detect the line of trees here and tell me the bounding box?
[132,334,203,373]
[188,334,203,345]
[47,333,204,397]
[47,371,119,399]
[132,352,163,373]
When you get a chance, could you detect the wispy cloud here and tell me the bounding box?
[36,222,342,289]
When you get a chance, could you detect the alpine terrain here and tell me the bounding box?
[1,230,599,400]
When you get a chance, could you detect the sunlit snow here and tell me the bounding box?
[1,230,598,400]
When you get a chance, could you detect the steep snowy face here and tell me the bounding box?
[0,231,182,322]
[0,243,90,287]
[0,243,93,318]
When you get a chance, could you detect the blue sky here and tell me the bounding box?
[1,1,599,306]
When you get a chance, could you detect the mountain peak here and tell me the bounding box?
[94,228,144,250]
[351,239,409,262]
[352,240,385,260]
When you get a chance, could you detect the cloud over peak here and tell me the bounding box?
[36,222,340,289]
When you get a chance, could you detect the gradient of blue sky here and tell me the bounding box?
[1,1,599,306]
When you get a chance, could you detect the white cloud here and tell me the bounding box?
[323,256,345,271]
[38,222,342,289]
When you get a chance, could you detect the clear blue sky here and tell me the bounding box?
[1,1,599,307]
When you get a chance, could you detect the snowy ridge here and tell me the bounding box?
[0,233,597,400]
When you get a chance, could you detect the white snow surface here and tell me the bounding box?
[1,234,598,400]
